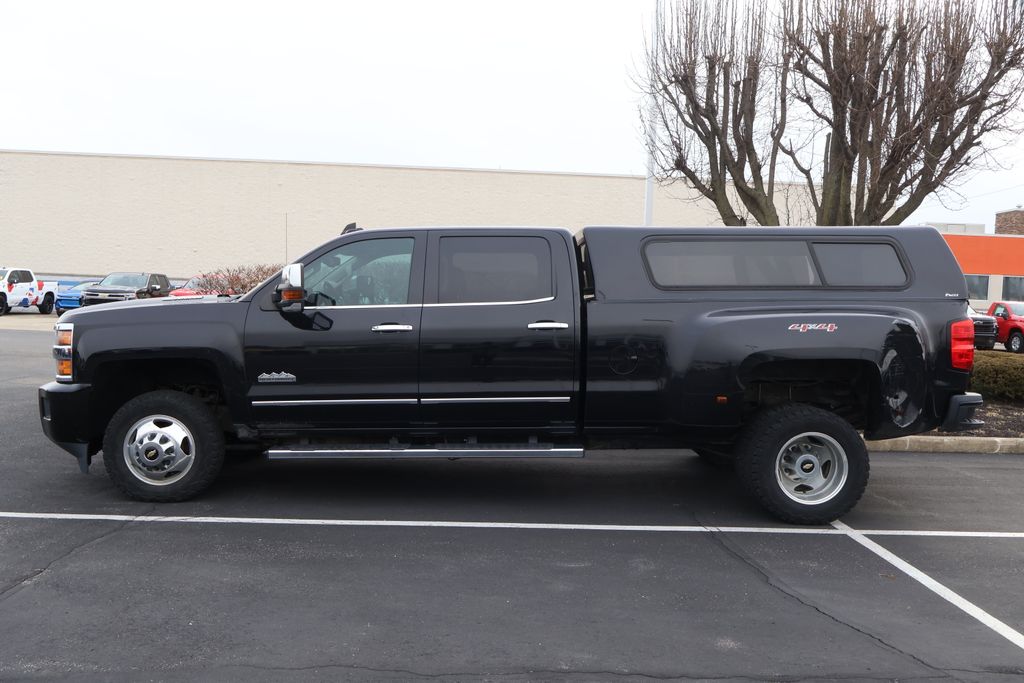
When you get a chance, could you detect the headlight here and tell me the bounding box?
[54,322,74,381]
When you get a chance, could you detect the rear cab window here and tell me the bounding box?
[437,236,553,304]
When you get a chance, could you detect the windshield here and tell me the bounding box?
[0,270,6,280]
[99,273,148,288]
[183,276,202,289]
[71,281,96,291]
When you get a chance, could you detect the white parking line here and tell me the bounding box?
[0,511,848,533]
[1,510,1024,539]
[833,520,1024,653]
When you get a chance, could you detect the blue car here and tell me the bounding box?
[54,281,98,316]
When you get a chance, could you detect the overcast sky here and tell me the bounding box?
[0,0,1021,229]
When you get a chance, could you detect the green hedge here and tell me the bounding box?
[971,350,1024,401]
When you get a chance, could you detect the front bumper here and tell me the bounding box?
[55,298,82,310]
[39,381,96,472]
[940,392,984,432]
[974,332,997,349]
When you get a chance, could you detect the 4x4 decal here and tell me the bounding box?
[788,323,839,333]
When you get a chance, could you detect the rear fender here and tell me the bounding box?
[678,310,928,435]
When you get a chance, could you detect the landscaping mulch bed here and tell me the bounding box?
[970,398,1024,438]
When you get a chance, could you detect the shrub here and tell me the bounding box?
[194,264,282,295]
[970,350,1024,401]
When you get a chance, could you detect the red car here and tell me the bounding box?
[986,301,1024,352]
[169,274,234,297]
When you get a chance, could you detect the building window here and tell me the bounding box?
[964,274,989,299]
[1003,276,1024,301]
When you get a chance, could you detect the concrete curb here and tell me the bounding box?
[865,435,1024,454]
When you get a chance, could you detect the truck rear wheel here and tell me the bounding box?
[102,390,225,502]
[37,294,54,314]
[735,404,868,525]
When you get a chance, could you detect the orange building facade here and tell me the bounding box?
[941,233,1024,308]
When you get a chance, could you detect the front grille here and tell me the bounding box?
[974,320,997,335]
[82,294,130,306]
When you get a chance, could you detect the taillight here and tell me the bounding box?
[950,319,974,371]
[54,322,74,381]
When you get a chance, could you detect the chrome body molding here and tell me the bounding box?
[252,396,570,406]
[252,398,418,406]
[423,296,555,308]
[306,297,555,310]
[306,303,420,310]
[420,396,571,404]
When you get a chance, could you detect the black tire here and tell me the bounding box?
[102,390,225,502]
[1008,332,1024,354]
[0,294,8,316]
[37,294,54,314]
[694,448,735,468]
[55,306,64,317]
[735,403,869,525]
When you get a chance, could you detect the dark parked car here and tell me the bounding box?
[39,225,981,524]
[968,307,997,350]
[82,272,171,307]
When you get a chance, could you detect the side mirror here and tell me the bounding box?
[274,263,305,313]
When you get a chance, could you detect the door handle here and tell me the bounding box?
[527,321,569,330]
[371,324,414,333]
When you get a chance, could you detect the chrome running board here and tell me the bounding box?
[266,445,585,460]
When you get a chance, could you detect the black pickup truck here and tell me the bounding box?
[39,226,982,524]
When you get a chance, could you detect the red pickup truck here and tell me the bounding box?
[986,301,1024,352]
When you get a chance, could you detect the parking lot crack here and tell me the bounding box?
[704,530,949,679]
[0,512,145,603]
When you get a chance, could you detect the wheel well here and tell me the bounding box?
[740,360,878,430]
[90,358,228,444]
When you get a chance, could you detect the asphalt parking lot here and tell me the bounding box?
[2,325,1024,681]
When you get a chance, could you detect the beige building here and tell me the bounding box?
[0,150,774,278]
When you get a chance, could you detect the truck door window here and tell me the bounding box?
[437,236,552,304]
[304,237,414,307]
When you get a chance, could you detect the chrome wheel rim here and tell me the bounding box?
[122,414,196,486]
[774,432,848,505]
[1012,336,1022,352]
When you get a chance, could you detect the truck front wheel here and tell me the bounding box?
[0,294,8,316]
[102,390,225,502]
[1008,331,1023,353]
[735,404,868,525]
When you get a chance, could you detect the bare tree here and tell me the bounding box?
[642,0,1024,226]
